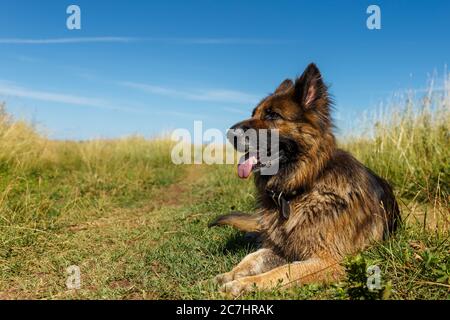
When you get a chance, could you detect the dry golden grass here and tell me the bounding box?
[341,80,449,231]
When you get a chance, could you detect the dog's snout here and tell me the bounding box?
[226,127,240,145]
[229,121,250,133]
[228,121,249,141]
[227,121,252,150]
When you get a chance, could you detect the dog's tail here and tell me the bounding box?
[208,211,260,232]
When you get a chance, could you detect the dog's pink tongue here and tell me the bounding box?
[238,155,257,179]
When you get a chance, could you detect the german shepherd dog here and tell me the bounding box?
[209,63,400,296]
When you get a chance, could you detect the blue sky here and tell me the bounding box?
[0,0,449,140]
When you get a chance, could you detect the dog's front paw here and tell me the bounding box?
[213,272,233,285]
[219,279,253,297]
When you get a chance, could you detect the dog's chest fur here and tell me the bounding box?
[255,152,397,262]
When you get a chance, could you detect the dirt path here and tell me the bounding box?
[154,164,204,208]
[0,164,207,300]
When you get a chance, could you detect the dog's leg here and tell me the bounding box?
[220,257,343,296]
[214,248,286,285]
[208,211,260,232]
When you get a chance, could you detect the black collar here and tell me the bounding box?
[266,188,304,219]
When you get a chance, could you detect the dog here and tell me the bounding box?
[209,63,400,296]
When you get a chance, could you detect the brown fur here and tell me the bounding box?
[209,211,260,232]
[209,63,401,296]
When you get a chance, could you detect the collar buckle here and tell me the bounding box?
[267,189,290,219]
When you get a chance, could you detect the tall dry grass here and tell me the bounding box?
[0,106,179,255]
[341,76,449,230]
[0,103,51,172]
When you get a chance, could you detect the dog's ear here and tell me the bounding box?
[274,79,293,94]
[293,63,327,109]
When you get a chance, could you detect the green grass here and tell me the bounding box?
[142,164,450,300]
[0,80,448,299]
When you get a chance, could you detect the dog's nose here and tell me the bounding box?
[229,121,250,132]
[227,121,251,148]
[228,122,249,142]
[227,127,240,142]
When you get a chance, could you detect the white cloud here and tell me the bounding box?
[146,37,294,45]
[120,81,260,105]
[0,81,146,114]
[222,107,249,115]
[0,37,136,44]
[0,81,206,118]
[0,37,292,46]
[15,55,40,63]
[0,81,109,107]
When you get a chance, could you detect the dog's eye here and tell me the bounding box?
[264,109,282,120]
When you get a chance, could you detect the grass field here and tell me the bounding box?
[0,80,448,299]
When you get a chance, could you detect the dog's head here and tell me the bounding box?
[227,63,336,191]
